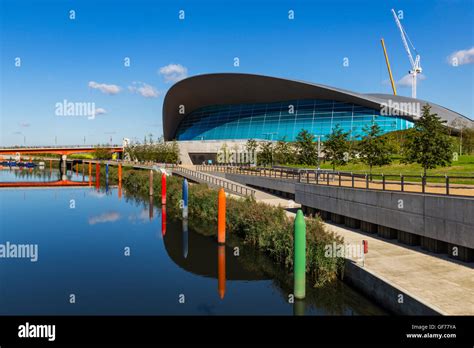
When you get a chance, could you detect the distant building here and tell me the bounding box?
[163,73,473,164]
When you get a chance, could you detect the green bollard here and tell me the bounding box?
[294,209,306,299]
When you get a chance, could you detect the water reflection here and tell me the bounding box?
[149,195,154,221]
[0,169,387,315]
[218,245,226,299]
[161,205,167,236]
[293,299,305,316]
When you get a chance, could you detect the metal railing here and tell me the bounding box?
[173,166,256,198]
[196,164,474,197]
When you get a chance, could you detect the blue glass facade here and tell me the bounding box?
[175,99,413,141]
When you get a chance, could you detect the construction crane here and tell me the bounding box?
[391,9,422,98]
[380,38,397,95]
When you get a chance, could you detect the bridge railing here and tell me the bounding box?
[196,164,474,197]
[174,166,256,198]
[0,145,122,149]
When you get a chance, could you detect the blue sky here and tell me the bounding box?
[1,0,473,146]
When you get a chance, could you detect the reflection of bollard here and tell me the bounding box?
[218,245,226,299]
[218,188,226,244]
[182,179,188,219]
[161,173,166,205]
[88,163,92,187]
[161,205,167,236]
[118,164,123,199]
[95,163,100,190]
[106,164,109,192]
[149,195,154,221]
[294,209,306,299]
[76,163,78,175]
[149,170,154,196]
[293,299,305,316]
[182,219,188,259]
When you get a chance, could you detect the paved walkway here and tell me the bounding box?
[322,222,474,315]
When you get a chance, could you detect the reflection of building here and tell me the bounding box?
[163,73,473,164]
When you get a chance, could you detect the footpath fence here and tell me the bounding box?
[197,164,474,197]
[173,166,256,198]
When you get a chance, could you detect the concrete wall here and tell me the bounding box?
[214,173,474,261]
[344,261,442,315]
[295,183,474,250]
[174,140,248,165]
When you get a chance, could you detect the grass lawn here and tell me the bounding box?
[278,155,474,185]
[283,155,474,176]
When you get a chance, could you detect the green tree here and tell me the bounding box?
[245,139,258,165]
[295,129,317,165]
[358,122,393,179]
[273,137,294,165]
[462,127,474,154]
[258,141,273,166]
[93,145,112,160]
[402,104,453,175]
[323,125,350,170]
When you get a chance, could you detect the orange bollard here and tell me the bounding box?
[218,188,226,244]
[118,163,122,183]
[76,163,78,175]
[161,173,166,205]
[218,245,226,299]
[49,159,52,170]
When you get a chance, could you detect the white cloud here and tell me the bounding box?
[88,81,121,95]
[94,107,107,116]
[19,122,30,128]
[396,73,426,87]
[88,212,120,225]
[128,209,153,223]
[447,47,474,66]
[158,64,188,83]
[128,82,160,98]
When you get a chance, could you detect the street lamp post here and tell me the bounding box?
[317,135,321,170]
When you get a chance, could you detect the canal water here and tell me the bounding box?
[0,167,387,315]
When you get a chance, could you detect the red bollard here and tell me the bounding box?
[161,173,166,205]
[363,240,368,254]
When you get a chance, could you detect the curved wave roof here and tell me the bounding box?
[163,73,472,140]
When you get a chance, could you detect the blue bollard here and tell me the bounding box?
[182,179,188,219]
